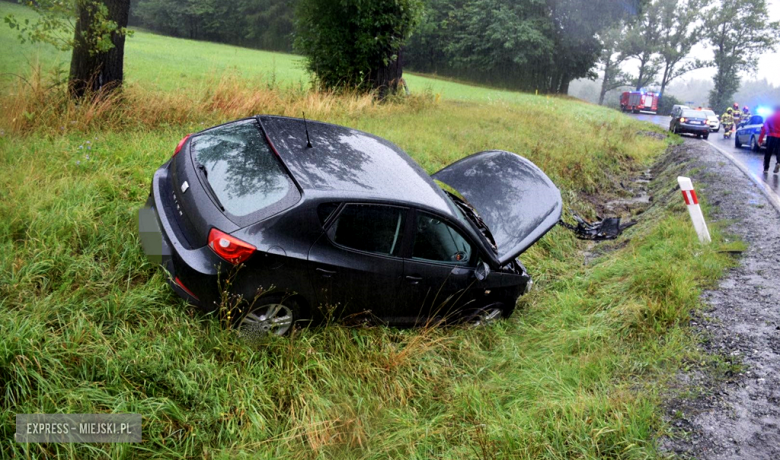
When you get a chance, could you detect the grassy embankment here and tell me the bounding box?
[1,2,735,458]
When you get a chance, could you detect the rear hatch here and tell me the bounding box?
[166,118,301,248]
[432,150,562,265]
[681,111,708,126]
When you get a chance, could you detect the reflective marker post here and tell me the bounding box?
[678,176,711,243]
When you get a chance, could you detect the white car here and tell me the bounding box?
[698,109,720,132]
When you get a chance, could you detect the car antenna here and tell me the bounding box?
[302,112,313,148]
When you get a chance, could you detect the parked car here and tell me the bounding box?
[735,115,766,151]
[697,109,720,132]
[669,109,710,139]
[139,116,562,336]
[670,104,689,119]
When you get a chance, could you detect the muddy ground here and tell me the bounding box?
[654,139,780,459]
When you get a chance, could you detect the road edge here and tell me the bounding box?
[704,139,780,215]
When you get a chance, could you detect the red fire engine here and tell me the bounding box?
[620,91,659,114]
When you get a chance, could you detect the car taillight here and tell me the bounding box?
[173,134,192,157]
[208,228,256,265]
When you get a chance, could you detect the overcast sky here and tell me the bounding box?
[679,0,780,85]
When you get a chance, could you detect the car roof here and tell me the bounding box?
[258,115,457,217]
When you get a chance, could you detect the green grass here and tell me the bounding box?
[0,2,736,458]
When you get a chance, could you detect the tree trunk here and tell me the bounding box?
[372,46,404,100]
[69,0,131,99]
[599,58,613,105]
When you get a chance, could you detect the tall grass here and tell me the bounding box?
[0,66,435,135]
[0,12,735,457]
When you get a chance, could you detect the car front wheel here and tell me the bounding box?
[735,135,742,148]
[464,303,507,327]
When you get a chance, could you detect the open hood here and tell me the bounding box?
[433,150,562,265]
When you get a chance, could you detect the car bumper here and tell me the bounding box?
[138,164,223,310]
[677,123,710,135]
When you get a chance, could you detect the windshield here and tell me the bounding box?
[702,110,716,117]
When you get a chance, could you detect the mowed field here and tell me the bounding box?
[0,2,735,459]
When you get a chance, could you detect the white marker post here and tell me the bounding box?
[678,176,711,243]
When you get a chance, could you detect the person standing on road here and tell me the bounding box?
[758,106,780,174]
[721,108,733,126]
[742,106,752,123]
[721,108,734,136]
[732,102,743,126]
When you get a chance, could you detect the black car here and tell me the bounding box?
[669,109,710,139]
[138,116,562,335]
[734,115,766,151]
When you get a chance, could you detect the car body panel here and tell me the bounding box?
[432,150,563,265]
[140,118,548,325]
[259,116,457,219]
[735,115,766,150]
[670,110,710,136]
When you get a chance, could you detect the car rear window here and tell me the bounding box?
[682,110,703,118]
[191,120,300,218]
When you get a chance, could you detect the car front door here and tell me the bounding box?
[307,203,407,321]
[398,210,480,323]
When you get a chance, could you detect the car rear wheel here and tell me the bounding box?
[236,294,298,338]
[703,133,709,140]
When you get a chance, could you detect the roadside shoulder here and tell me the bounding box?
[660,139,780,459]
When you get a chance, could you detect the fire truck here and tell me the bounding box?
[620,91,658,114]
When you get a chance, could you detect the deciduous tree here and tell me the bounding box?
[597,23,633,105]
[294,0,424,98]
[655,0,704,103]
[704,0,779,112]
[5,0,132,98]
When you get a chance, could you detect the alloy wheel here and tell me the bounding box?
[238,303,294,337]
[471,306,503,327]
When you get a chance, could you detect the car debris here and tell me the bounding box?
[558,211,636,240]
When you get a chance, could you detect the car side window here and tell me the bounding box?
[329,204,405,256]
[413,212,473,264]
[317,202,340,225]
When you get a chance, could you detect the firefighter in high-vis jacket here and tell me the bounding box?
[721,108,735,137]
[732,102,743,126]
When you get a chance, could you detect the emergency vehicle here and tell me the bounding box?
[620,91,659,114]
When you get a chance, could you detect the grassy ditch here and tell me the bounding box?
[1,6,736,457]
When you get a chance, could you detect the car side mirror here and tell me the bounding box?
[474,260,490,281]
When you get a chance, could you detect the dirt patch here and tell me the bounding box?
[657,139,780,459]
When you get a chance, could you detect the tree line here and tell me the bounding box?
[5,0,778,109]
[129,0,641,95]
[596,0,778,113]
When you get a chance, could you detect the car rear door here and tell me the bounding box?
[307,204,406,320]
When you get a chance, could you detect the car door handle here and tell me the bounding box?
[316,268,336,278]
[405,275,423,285]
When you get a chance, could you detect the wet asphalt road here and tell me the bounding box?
[634,114,780,202]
